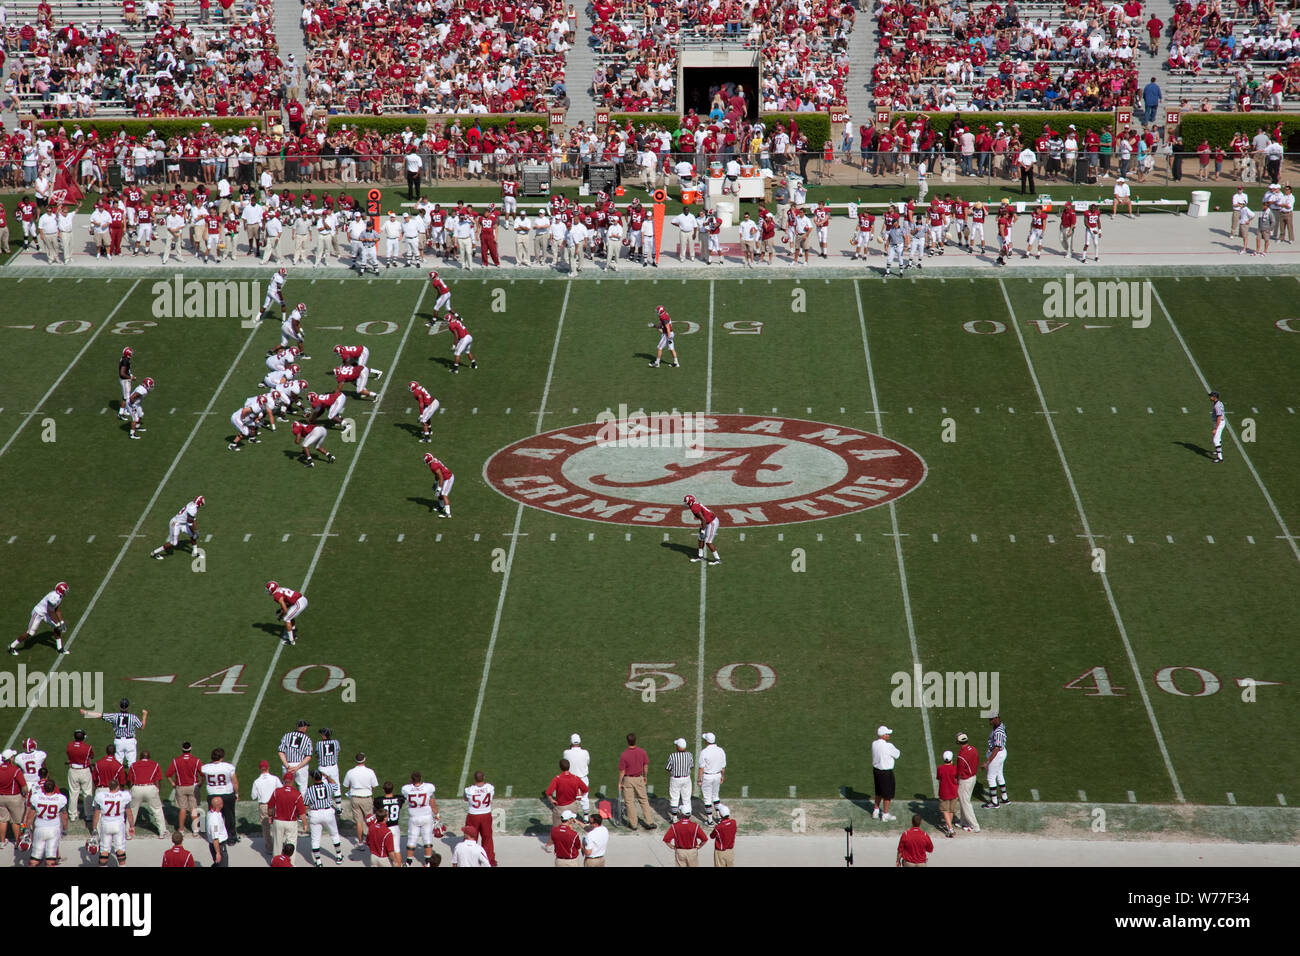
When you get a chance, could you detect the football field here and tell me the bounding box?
[1,269,1297,824]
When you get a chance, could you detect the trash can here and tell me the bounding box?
[1188,190,1211,218]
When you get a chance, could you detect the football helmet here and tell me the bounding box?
[333,345,346,357]
[277,267,287,276]
[23,737,36,752]
[85,839,98,856]
[143,377,155,390]
[55,581,69,595]
[295,380,308,392]
[428,270,439,281]
[266,581,278,594]
[288,346,302,357]
[408,381,420,393]
[684,494,697,507]
[193,495,205,509]
[423,452,435,465]
[122,346,133,359]
[17,834,30,854]
[432,816,447,839]
[287,364,300,375]
[295,302,306,314]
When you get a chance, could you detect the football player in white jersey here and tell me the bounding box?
[125,377,155,440]
[400,771,441,867]
[23,778,69,867]
[266,344,302,373]
[263,363,300,390]
[9,581,69,656]
[15,737,47,787]
[227,394,273,450]
[150,495,205,559]
[281,303,309,356]
[91,776,134,866]
[271,378,308,415]
[257,267,287,321]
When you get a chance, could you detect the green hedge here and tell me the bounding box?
[35,117,260,138]
[610,113,681,133]
[325,115,549,135]
[895,111,1115,140]
[761,113,831,151]
[1177,112,1300,150]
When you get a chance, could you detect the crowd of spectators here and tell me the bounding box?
[2,0,284,118]
[296,0,573,115]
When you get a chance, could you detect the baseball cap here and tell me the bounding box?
[561,810,577,820]
[570,733,581,744]
[877,725,892,737]
[956,733,969,743]
[942,750,953,762]
[674,738,687,749]
[717,804,731,817]
[702,732,716,744]
[259,760,270,770]
[461,825,478,837]
[597,801,612,819]
[0,749,14,761]
[365,814,377,825]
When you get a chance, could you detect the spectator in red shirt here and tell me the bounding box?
[663,814,708,867]
[710,804,737,866]
[543,759,589,827]
[271,843,295,867]
[547,811,584,867]
[161,830,196,867]
[936,751,959,837]
[618,732,655,830]
[897,815,934,867]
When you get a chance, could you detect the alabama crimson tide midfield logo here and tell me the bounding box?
[483,415,927,527]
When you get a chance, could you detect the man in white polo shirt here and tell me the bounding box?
[1111,176,1133,217]
[871,725,900,822]
[562,733,592,820]
[250,758,281,851]
[583,811,609,867]
[342,752,379,842]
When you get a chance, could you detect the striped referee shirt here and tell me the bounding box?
[666,750,694,778]
[316,739,340,769]
[104,713,143,739]
[987,723,1007,757]
[305,782,334,812]
[279,731,312,763]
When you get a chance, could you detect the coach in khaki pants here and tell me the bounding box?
[710,804,736,866]
[663,815,708,867]
[342,752,378,842]
[250,759,281,850]
[549,811,583,866]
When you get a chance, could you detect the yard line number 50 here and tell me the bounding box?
[625,661,777,702]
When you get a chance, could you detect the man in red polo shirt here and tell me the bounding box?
[0,751,28,847]
[165,742,203,836]
[955,732,981,833]
[268,773,307,854]
[710,804,737,867]
[365,814,399,867]
[127,749,167,838]
[936,750,959,837]
[271,843,295,867]
[664,812,708,867]
[65,729,94,824]
[897,814,934,867]
[546,810,584,866]
[161,830,196,867]
[618,732,655,830]
[543,759,588,826]
[93,745,126,797]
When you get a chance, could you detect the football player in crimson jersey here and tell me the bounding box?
[445,312,477,373]
[332,362,382,399]
[118,347,135,420]
[1059,202,1078,258]
[150,495,205,560]
[424,453,454,517]
[266,581,308,646]
[684,495,721,564]
[428,270,452,313]
[409,381,440,442]
[853,205,875,260]
[1025,203,1047,259]
[1082,204,1102,261]
[292,420,335,467]
[9,582,69,656]
[648,306,679,368]
[305,388,345,427]
[333,343,370,367]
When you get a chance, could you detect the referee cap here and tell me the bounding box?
[296,719,310,728]
[674,738,687,749]
[877,725,892,737]
[989,712,1001,720]
[1209,390,1220,400]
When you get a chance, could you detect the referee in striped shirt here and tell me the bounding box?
[80,698,147,768]
[304,770,343,866]
[279,720,313,792]
[665,738,694,822]
[316,727,342,811]
[982,714,1009,810]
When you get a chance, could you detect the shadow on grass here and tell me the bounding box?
[1174,440,1213,459]
[660,540,698,559]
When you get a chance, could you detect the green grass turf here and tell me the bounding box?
[0,272,1296,820]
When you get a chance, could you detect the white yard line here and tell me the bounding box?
[457,283,572,792]
[3,306,257,751]
[232,285,429,767]
[998,279,1185,803]
[695,280,715,761]
[0,279,141,459]
[1150,284,1300,568]
[854,281,937,786]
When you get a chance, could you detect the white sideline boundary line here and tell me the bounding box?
[3,302,256,750]
[232,284,429,766]
[695,280,715,766]
[1150,284,1300,569]
[854,281,937,786]
[998,279,1185,803]
[458,283,572,792]
[0,279,141,459]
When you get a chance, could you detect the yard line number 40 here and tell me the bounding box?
[1065,665,1227,698]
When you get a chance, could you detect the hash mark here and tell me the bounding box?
[788,786,797,798]
[505,408,511,414]
[855,533,861,542]
[624,532,631,541]
[397,534,404,542]
[1279,794,1287,806]
[741,786,749,798]
[243,534,252,542]
[1252,406,1259,414]
[282,533,290,542]
[473,534,480,542]
[1226,792,1237,805]
[778,533,784,542]
[472,408,477,414]
[436,534,442,542]
[505,786,512,798]
[817,533,823,542]
[1047,534,1055,543]
[1247,536,1255,544]
[1077,407,1083,414]
[1127,791,1137,803]
[1009,534,1015,543]
[1078,790,1087,801]
[1181,407,1188,414]
[204,534,213,543]
[100,408,107,415]
[932,533,939,543]
[1126,535,1134,544]
[975,407,980,414]
[1166,535,1174,544]
[1147,407,1153,414]
[358,534,366,542]
[970,533,978,543]
[47,535,55,544]
[588,532,594,541]
[1206,535,1214,544]
[1030,789,1040,801]
[1008,407,1015,414]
